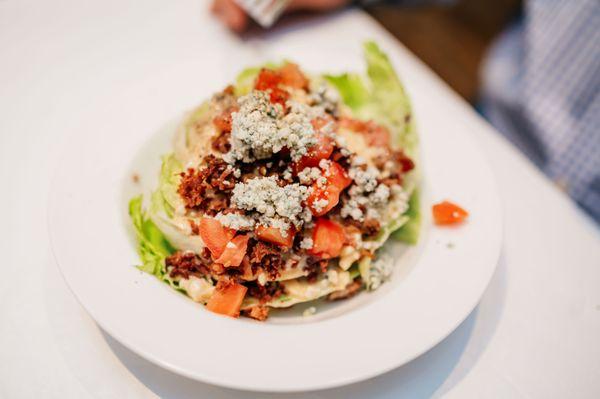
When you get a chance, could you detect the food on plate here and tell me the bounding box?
[432,201,468,225]
[129,42,421,320]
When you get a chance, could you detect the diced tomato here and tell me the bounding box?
[363,122,390,147]
[255,68,281,91]
[213,234,250,267]
[255,225,295,248]
[206,281,248,318]
[279,63,309,90]
[307,185,340,217]
[254,67,291,108]
[432,201,469,225]
[306,161,352,216]
[326,161,352,191]
[309,218,345,258]
[198,218,235,258]
[268,87,289,108]
[293,133,334,172]
[339,117,390,148]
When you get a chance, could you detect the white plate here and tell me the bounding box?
[48,47,502,392]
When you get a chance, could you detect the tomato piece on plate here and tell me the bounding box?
[339,117,390,148]
[254,68,281,91]
[255,226,295,248]
[206,281,248,318]
[307,185,340,216]
[432,201,469,225]
[279,63,308,90]
[309,218,345,258]
[326,161,352,191]
[306,162,351,216]
[293,133,334,171]
[268,87,289,108]
[199,218,235,258]
[213,234,250,267]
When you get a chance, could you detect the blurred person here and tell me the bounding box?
[211,0,600,222]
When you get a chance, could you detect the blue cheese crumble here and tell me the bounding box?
[231,176,310,228]
[341,164,391,221]
[227,91,319,163]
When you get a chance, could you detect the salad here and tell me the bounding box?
[129,42,421,321]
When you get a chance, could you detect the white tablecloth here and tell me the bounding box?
[1,1,599,398]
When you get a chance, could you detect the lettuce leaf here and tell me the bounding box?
[129,195,175,277]
[325,41,421,244]
[392,189,421,244]
[150,154,182,218]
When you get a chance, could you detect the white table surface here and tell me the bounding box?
[1,1,599,398]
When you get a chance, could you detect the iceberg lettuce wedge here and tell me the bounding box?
[325,41,421,244]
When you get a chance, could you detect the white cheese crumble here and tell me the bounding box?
[282,167,293,181]
[227,91,319,163]
[215,212,256,231]
[311,198,329,213]
[231,176,309,227]
[368,255,393,291]
[299,237,313,249]
[341,163,393,221]
[297,167,321,184]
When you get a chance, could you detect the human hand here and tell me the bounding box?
[211,0,351,33]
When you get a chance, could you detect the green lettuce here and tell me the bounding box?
[150,154,182,218]
[392,189,421,244]
[325,41,421,244]
[129,195,174,277]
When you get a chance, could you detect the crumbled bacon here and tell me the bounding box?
[166,251,210,279]
[188,220,200,235]
[248,240,284,279]
[345,218,381,237]
[178,155,236,213]
[327,279,362,301]
[374,149,414,187]
[304,256,329,282]
[211,130,231,153]
[243,306,270,321]
[247,281,284,304]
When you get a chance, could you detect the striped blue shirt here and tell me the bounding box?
[480,0,599,222]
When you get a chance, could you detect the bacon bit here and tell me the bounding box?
[212,107,237,133]
[186,220,198,235]
[211,130,231,153]
[345,218,380,237]
[223,85,234,96]
[327,279,362,301]
[132,173,140,184]
[248,240,284,279]
[244,306,270,321]
[247,281,284,304]
[178,155,235,212]
[166,251,210,279]
[304,256,329,282]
